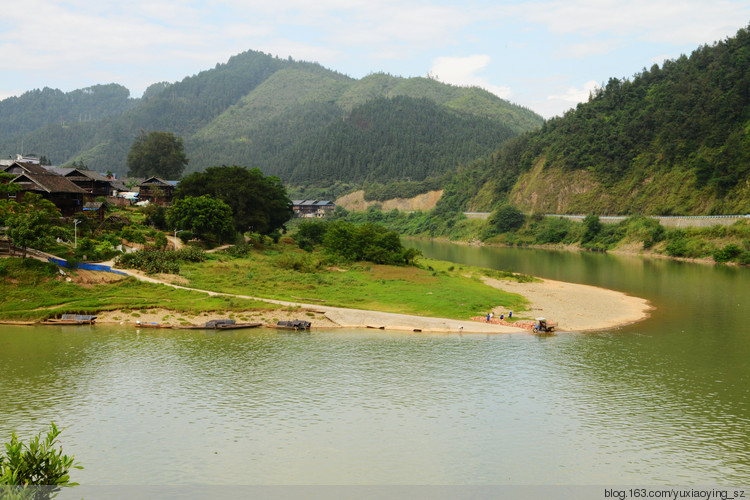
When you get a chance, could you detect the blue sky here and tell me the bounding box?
[1,1,748,118]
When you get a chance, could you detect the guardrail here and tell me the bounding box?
[463,212,750,228]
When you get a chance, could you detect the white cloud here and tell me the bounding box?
[548,80,600,104]
[513,0,749,45]
[430,55,512,99]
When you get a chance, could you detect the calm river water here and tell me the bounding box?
[0,241,748,485]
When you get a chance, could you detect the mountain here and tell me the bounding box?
[454,24,750,216]
[0,51,542,188]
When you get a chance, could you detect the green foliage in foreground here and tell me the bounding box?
[115,247,206,274]
[0,258,279,321]
[0,422,81,488]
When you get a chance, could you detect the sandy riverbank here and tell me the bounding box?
[482,277,652,331]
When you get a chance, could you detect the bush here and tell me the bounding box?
[177,230,194,244]
[153,232,168,250]
[0,422,82,487]
[120,226,146,244]
[115,247,205,274]
[713,243,742,263]
[489,205,525,234]
[273,252,324,273]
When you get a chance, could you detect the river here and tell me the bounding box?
[0,241,748,485]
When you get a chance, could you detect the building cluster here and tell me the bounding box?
[0,156,177,219]
[1,156,337,221]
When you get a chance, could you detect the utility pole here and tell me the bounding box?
[73,219,81,248]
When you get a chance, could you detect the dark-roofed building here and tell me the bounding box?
[1,163,86,216]
[138,177,177,205]
[44,166,115,198]
[292,200,336,218]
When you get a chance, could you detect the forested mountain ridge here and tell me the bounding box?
[455,24,750,216]
[0,50,542,188]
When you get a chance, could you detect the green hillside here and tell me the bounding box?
[457,24,750,216]
[0,51,542,188]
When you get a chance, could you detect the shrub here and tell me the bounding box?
[713,243,742,263]
[120,226,146,244]
[177,230,194,244]
[0,422,82,487]
[273,252,323,273]
[489,205,525,234]
[153,232,168,250]
[115,247,205,274]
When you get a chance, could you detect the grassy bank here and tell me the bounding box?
[0,258,281,322]
[178,245,530,320]
[1,243,531,322]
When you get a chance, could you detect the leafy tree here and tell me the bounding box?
[0,422,82,489]
[5,211,54,259]
[2,194,61,259]
[127,131,188,179]
[321,221,414,265]
[489,204,525,233]
[581,214,602,244]
[167,195,235,244]
[175,165,293,235]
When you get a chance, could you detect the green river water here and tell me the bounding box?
[0,241,748,485]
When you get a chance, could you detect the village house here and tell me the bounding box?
[45,166,115,197]
[292,200,336,218]
[138,177,177,205]
[1,161,87,217]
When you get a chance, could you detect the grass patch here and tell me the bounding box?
[180,251,529,320]
[0,257,282,322]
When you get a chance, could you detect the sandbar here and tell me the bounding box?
[482,277,652,331]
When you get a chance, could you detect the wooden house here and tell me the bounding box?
[292,200,336,218]
[1,162,86,216]
[138,177,177,205]
[45,167,114,198]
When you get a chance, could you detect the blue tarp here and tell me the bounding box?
[48,257,129,276]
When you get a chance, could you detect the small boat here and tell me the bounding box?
[174,319,262,330]
[41,314,97,325]
[134,321,173,329]
[276,319,312,330]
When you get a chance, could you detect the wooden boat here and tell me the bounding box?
[41,314,97,325]
[276,319,311,330]
[173,319,262,330]
[134,322,173,329]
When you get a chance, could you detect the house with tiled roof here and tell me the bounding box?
[1,162,86,216]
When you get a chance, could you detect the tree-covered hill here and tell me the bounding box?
[454,24,750,216]
[0,50,542,189]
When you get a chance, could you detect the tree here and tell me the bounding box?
[2,194,60,259]
[581,214,602,244]
[489,204,525,233]
[126,131,188,179]
[175,165,293,235]
[0,422,82,489]
[167,195,235,244]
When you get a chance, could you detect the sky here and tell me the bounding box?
[0,1,748,119]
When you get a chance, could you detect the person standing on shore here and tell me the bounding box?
[486,313,490,322]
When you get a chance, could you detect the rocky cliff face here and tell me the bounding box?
[336,190,443,212]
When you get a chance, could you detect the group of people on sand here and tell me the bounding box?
[486,311,512,322]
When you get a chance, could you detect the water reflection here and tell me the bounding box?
[0,243,749,484]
